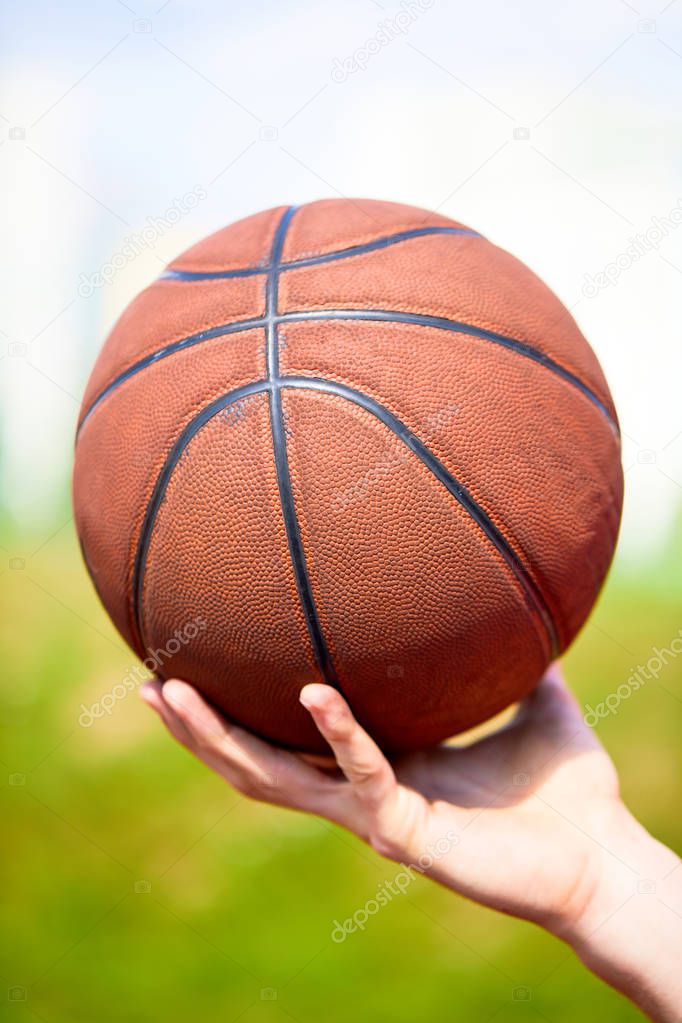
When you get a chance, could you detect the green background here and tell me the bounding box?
[2,509,681,1023]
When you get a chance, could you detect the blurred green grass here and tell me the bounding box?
[2,517,681,1023]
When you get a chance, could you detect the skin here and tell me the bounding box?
[140,665,682,1021]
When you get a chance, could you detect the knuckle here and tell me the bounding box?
[352,760,391,794]
[350,762,380,788]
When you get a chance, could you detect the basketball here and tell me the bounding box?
[73,199,623,753]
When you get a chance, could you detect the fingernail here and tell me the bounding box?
[162,680,184,707]
[299,688,319,712]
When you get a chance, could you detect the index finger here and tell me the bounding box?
[299,684,396,811]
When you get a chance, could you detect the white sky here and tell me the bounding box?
[1,0,681,560]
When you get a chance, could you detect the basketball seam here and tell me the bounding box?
[132,374,558,661]
[280,377,558,658]
[160,225,480,280]
[265,207,341,689]
[80,316,265,429]
[131,378,270,647]
[78,309,616,435]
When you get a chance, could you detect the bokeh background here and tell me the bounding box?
[2,1,682,1020]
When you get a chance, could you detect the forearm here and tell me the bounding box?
[560,808,682,1021]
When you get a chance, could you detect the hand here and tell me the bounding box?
[140,666,617,930]
[141,666,682,1021]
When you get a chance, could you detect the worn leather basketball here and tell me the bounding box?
[73,199,623,753]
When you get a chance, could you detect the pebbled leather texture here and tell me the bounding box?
[73,198,624,753]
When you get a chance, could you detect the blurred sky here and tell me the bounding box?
[1,0,682,559]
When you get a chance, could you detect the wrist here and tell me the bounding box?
[556,804,682,1021]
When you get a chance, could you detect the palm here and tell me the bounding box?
[381,675,620,926]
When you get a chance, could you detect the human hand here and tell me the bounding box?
[141,665,682,1021]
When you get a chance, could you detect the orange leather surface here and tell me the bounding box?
[74,330,265,652]
[73,198,624,752]
[282,389,547,750]
[279,234,613,414]
[79,276,266,428]
[166,205,282,273]
[278,318,622,649]
[140,392,325,751]
[280,198,462,261]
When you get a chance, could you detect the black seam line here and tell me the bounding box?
[78,308,617,436]
[265,207,340,689]
[269,385,339,684]
[160,226,482,281]
[283,310,617,430]
[265,206,296,377]
[163,264,267,281]
[283,376,559,659]
[132,379,271,641]
[132,374,558,661]
[77,315,265,434]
